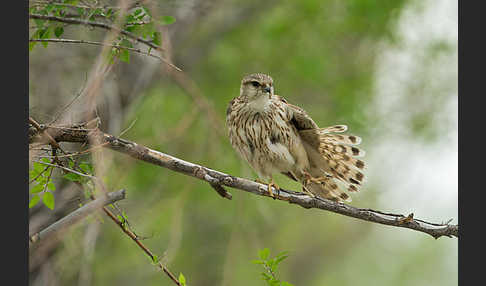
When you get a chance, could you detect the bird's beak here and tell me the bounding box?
[264,86,271,98]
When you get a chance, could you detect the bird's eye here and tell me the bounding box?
[251,81,260,87]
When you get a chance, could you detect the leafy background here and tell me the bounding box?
[29,0,457,285]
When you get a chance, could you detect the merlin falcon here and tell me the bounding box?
[226,73,366,202]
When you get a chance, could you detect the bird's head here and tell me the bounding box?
[240,73,274,101]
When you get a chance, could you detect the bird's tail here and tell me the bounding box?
[298,125,366,202]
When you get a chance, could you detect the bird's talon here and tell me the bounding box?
[267,182,279,199]
[397,213,414,225]
[301,186,316,198]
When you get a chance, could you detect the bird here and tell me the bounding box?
[226,73,365,202]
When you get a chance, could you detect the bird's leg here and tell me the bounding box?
[302,171,336,198]
[302,170,331,185]
[301,185,315,198]
[302,170,322,185]
[255,178,279,198]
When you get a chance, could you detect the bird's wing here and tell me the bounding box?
[280,96,366,202]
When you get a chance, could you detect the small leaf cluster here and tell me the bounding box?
[178,273,187,286]
[29,158,56,210]
[29,0,176,65]
[29,1,70,50]
[252,248,293,286]
[62,160,95,199]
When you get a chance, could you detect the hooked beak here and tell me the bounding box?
[264,86,271,98]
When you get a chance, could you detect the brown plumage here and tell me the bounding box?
[226,73,365,202]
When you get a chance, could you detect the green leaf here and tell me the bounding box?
[276,251,289,258]
[120,49,130,63]
[125,25,136,33]
[47,181,56,191]
[29,169,38,180]
[259,248,270,260]
[269,260,278,272]
[275,253,289,265]
[54,26,64,38]
[76,7,85,17]
[133,9,143,16]
[125,14,135,23]
[63,173,81,182]
[281,282,294,286]
[106,8,114,18]
[29,195,41,208]
[261,272,272,281]
[33,161,45,173]
[37,176,47,185]
[29,41,37,52]
[34,18,45,29]
[41,158,50,163]
[45,4,55,13]
[141,22,154,38]
[39,27,51,47]
[120,38,133,48]
[178,273,186,286]
[43,192,55,210]
[159,16,176,25]
[251,259,264,265]
[30,183,45,194]
[79,162,93,174]
[152,31,162,46]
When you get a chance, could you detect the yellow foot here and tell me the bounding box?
[301,185,315,198]
[255,179,279,198]
[302,171,322,185]
[267,182,280,198]
[397,213,414,225]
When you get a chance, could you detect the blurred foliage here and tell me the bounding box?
[29,0,457,285]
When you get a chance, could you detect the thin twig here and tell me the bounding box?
[102,206,182,285]
[48,72,88,125]
[29,14,158,49]
[118,117,138,137]
[34,142,111,159]
[29,14,181,72]
[29,38,181,71]
[32,159,96,179]
[29,0,141,11]
[29,117,63,151]
[29,164,51,184]
[29,123,459,239]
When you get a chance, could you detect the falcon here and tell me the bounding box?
[226,73,365,202]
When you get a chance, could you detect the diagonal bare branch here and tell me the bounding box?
[29,189,126,245]
[29,122,459,239]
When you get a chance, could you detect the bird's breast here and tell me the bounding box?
[228,104,296,167]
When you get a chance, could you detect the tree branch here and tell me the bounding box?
[28,14,181,71]
[29,122,459,239]
[29,189,126,245]
[29,38,181,71]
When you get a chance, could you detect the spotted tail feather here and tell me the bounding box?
[304,176,352,202]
